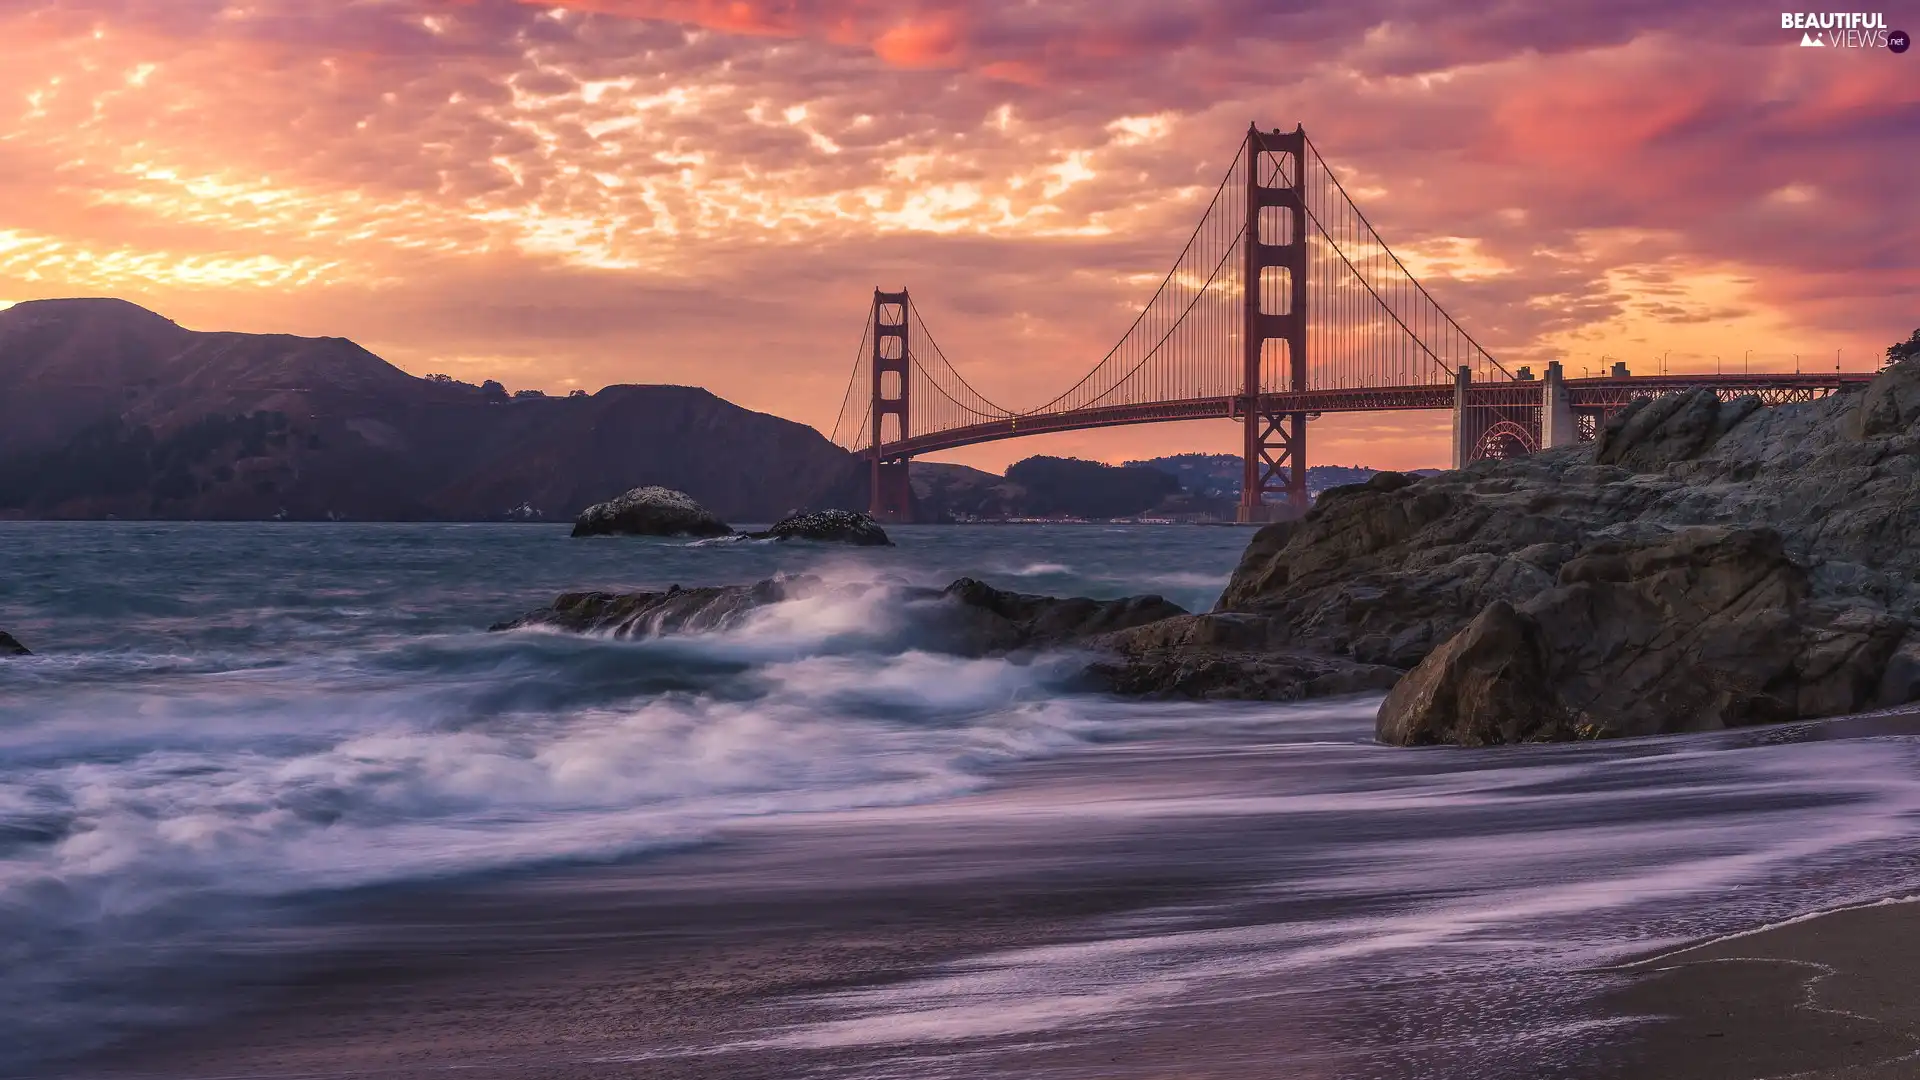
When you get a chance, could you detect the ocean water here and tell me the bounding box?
[4,521,1920,1076]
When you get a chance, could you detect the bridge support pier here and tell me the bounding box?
[1541,361,1577,449]
[871,458,912,523]
[1239,412,1307,523]
[1449,366,1473,470]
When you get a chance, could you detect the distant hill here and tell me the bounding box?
[1125,453,1443,501]
[906,453,1450,521]
[912,457,1186,521]
[0,298,864,521]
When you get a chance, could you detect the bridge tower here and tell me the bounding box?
[868,288,914,523]
[1238,124,1310,523]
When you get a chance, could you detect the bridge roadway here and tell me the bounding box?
[882,372,1874,459]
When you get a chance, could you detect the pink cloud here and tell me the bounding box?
[0,0,1912,474]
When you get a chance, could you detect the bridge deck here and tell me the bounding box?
[880,373,1873,459]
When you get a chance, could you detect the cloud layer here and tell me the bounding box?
[2,0,1914,470]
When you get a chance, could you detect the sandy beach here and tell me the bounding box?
[45,708,1920,1080]
[1600,899,1920,1080]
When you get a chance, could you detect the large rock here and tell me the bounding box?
[1085,613,1402,700]
[1375,601,1568,746]
[490,576,1398,704]
[935,578,1187,653]
[492,575,1187,656]
[491,576,812,636]
[1594,388,1758,473]
[0,631,29,656]
[1219,355,1920,742]
[748,509,892,546]
[571,487,732,538]
[1373,527,1895,744]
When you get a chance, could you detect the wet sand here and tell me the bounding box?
[45,719,1920,1080]
[59,817,1282,1079]
[1601,900,1920,1080]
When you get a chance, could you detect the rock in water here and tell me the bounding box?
[0,631,29,656]
[749,509,891,546]
[493,574,1186,654]
[571,487,732,538]
[492,574,1392,705]
[934,578,1187,652]
[492,576,815,636]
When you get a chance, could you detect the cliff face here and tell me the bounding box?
[1214,361,1920,744]
[0,299,864,522]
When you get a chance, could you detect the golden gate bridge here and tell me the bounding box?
[830,124,1870,522]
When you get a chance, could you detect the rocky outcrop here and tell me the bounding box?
[1083,613,1402,700]
[1372,526,1891,744]
[1374,600,1568,746]
[1212,356,1920,743]
[0,631,28,656]
[491,574,1185,654]
[748,509,891,546]
[1594,388,1760,472]
[491,576,807,636]
[934,578,1187,653]
[488,572,1412,705]
[571,487,732,538]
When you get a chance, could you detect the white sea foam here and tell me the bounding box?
[0,579,1114,1056]
[756,735,1920,1059]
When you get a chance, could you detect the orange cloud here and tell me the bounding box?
[872,13,965,68]
[0,1,1912,476]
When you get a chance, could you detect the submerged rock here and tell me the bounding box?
[571,487,732,538]
[0,631,29,656]
[935,577,1186,653]
[1213,354,1920,743]
[493,573,1184,651]
[493,573,1405,705]
[491,576,813,636]
[748,509,892,546]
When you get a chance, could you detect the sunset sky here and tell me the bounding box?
[2,1,1915,471]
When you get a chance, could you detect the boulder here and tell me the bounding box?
[748,509,892,546]
[934,578,1187,653]
[1376,526,1909,745]
[1375,600,1569,746]
[1848,357,1920,439]
[491,576,816,636]
[1593,388,1749,472]
[571,487,732,538]
[493,574,1187,657]
[1086,613,1401,700]
[0,631,29,656]
[492,575,1398,704]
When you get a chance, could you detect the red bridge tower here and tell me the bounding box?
[1239,124,1310,523]
[868,288,914,522]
